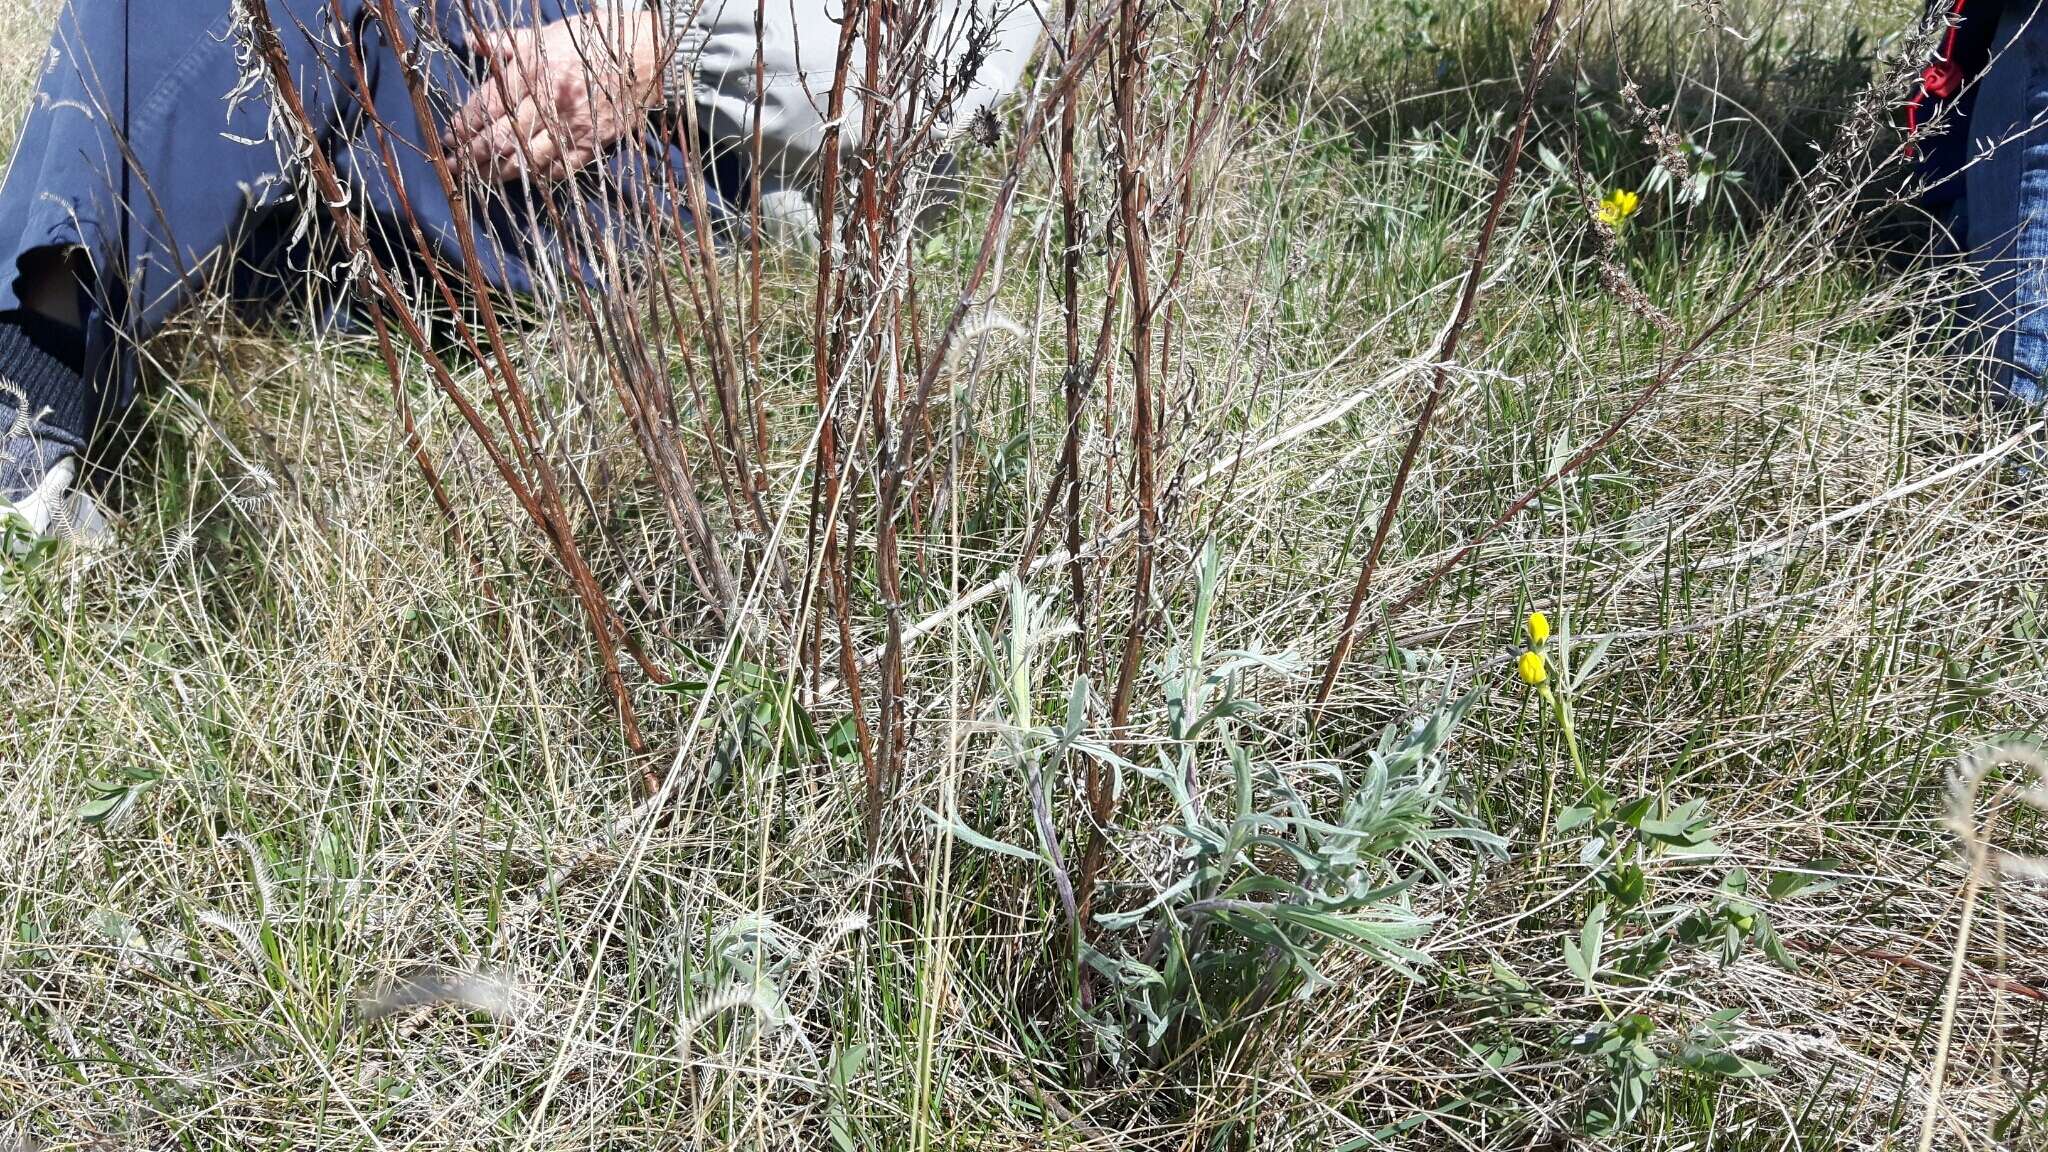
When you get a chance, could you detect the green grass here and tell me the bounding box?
[5,0,2048,1148]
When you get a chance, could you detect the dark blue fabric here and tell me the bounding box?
[1953,0,2048,405]
[0,0,720,433]
[1915,0,2004,214]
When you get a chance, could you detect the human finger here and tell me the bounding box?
[473,26,538,64]
[484,94,548,183]
[524,127,563,182]
[550,83,603,164]
[446,25,543,152]
[444,80,508,157]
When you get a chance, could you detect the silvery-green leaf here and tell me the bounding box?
[922,807,1044,864]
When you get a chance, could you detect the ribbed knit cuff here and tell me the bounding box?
[0,319,89,453]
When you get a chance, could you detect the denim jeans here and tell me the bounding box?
[0,0,722,432]
[1963,0,2048,406]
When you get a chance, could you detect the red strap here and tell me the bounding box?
[1905,0,1977,157]
[1924,58,1965,100]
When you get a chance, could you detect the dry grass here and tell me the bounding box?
[2,0,2046,1148]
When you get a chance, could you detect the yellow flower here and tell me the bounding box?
[1518,650,1548,686]
[1526,611,1551,646]
[1595,188,1640,229]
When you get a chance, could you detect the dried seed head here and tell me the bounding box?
[969,105,1001,150]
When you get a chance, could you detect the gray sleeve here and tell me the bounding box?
[656,0,1046,182]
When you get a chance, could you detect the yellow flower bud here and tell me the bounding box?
[1518,650,1548,686]
[1526,611,1550,646]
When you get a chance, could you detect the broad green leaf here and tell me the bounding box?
[1568,902,1607,990]
[75,794,125,824]
[1564,937,1591,987]
[1058,675,1090,753]
[1752,911,1799,973]
[1765,859,1844,901]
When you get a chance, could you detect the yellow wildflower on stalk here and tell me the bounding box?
[1518,605,1596,871]
[1595,187,1640,230]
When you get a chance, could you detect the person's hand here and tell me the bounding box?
[443,9,665,184]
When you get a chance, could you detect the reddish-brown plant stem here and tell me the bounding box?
[384,0,675,696]
[1075,0,1158,944]
[343,5,731,624]
[745,0,772,471]
[673,90,788,600]
[368,302,480,583]
[859,13,1119,853]
[1382,275,1771,620]
[1308,0,1566,723]
[794,6,1118,855]
[1058,0,1092,676]
[1015,238,1128,584]
[802,0,883,846]
[857,0,905,854]
[247,0,654,763]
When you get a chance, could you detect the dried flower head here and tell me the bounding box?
[969,105,1001,149]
